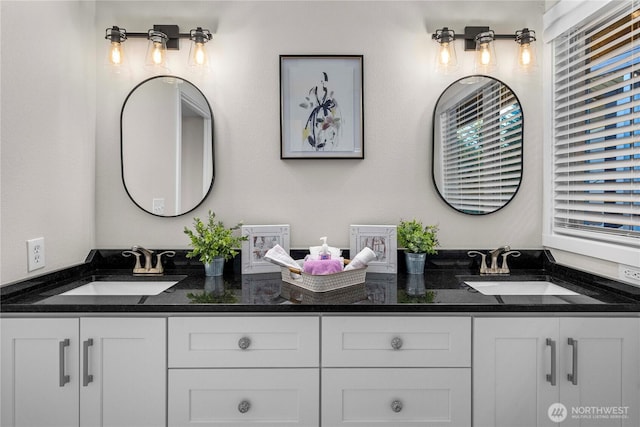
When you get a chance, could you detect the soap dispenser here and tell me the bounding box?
[319,237,331,260]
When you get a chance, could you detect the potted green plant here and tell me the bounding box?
[397,219,439,274]
[184,210,247,276]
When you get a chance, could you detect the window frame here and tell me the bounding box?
[542,0,640,267]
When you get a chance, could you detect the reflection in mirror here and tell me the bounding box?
[121,76,214,216]
[432,76,522,215]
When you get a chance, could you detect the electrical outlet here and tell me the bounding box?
[152,198,165,215]
[618,264,640,285]
[27,237,45,272]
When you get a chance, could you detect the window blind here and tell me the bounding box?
[440,80,523,214]
[552,2,640,245]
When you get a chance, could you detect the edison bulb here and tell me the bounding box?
[480,44,491,65]
[152,42,164,65]
[109,42,123,65]
[194,43,206,65]
[439,43,451,65]
[519,43,532,66]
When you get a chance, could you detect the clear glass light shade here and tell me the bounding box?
[105,26,127,71]
[433,28,457,73]
[188,27,212,72]
[517,42,536,69]
[107,42,125,66]
[188,41,209,68]
[474,32,497,72]
[436,42,457,69]
[515,29,537,72]
[145,32,169,70]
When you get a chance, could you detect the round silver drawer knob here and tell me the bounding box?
[238,400,251,413]
[391,336,403,350]
[238,337,251,350]
[391,400,403,413]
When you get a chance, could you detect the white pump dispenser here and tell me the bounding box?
[319,236,331,260]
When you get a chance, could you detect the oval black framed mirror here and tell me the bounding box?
[121,75,214,217]
[432,75,523,215]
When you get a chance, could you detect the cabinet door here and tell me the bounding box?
[169,368,319,426]
[560,318,640,427]
[80,317,166,427]
[1,318,79,427]
[322,316,471,367]
[474,317,559,427]
[322,368,470,426]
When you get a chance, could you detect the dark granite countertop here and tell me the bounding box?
[1,249,639,313]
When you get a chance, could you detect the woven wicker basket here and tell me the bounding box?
[280,281,367,304]
[280,260,367,293]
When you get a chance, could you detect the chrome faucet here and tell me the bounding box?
[131,246,154,273]
[123,246,175,275]
[468,246,521,275]
[489,246,510,272]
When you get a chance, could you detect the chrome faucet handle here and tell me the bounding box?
[467,251,488,274]
[154,251,176,274]
[499,251,521,274]
[122,250,142,270]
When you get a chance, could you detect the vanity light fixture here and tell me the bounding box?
[473,30,497,73]
[105,26,127,67]
[105,24,213,71]
[145,30,169,70]
[431,26,537,73]
[515,28,537,71]
[188,27,213,68]
[432,27,458,72]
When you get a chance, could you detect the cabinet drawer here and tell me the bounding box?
[322,368,471,426]
[168,368,319,426]
[168,316,319,367]
[322,316,471,367]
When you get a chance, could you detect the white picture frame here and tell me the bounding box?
[241,225,290,274]
[349,225,397,273]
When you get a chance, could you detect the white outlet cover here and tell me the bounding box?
[618,264,640,286]
[27,237,45,272]
[152,198,165,215]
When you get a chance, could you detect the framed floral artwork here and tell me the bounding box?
[280,55,364,159]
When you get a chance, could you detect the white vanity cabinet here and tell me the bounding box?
[167,316,320,426]
[1,318,79,427]
[0,317,166,427]
[321,316,472,427]
[474,317,640,427]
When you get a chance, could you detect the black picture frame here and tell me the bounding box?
[280,55,364,159]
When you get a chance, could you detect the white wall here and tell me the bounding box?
[1,1,96,285]
[0,0,627,286]
[95,0,544,252]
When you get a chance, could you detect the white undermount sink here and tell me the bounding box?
[464,281,579,296]
[60,281,179,296]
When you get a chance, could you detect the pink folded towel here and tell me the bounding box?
[303,259,343,275]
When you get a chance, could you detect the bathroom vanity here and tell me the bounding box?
[1,249,639,427]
